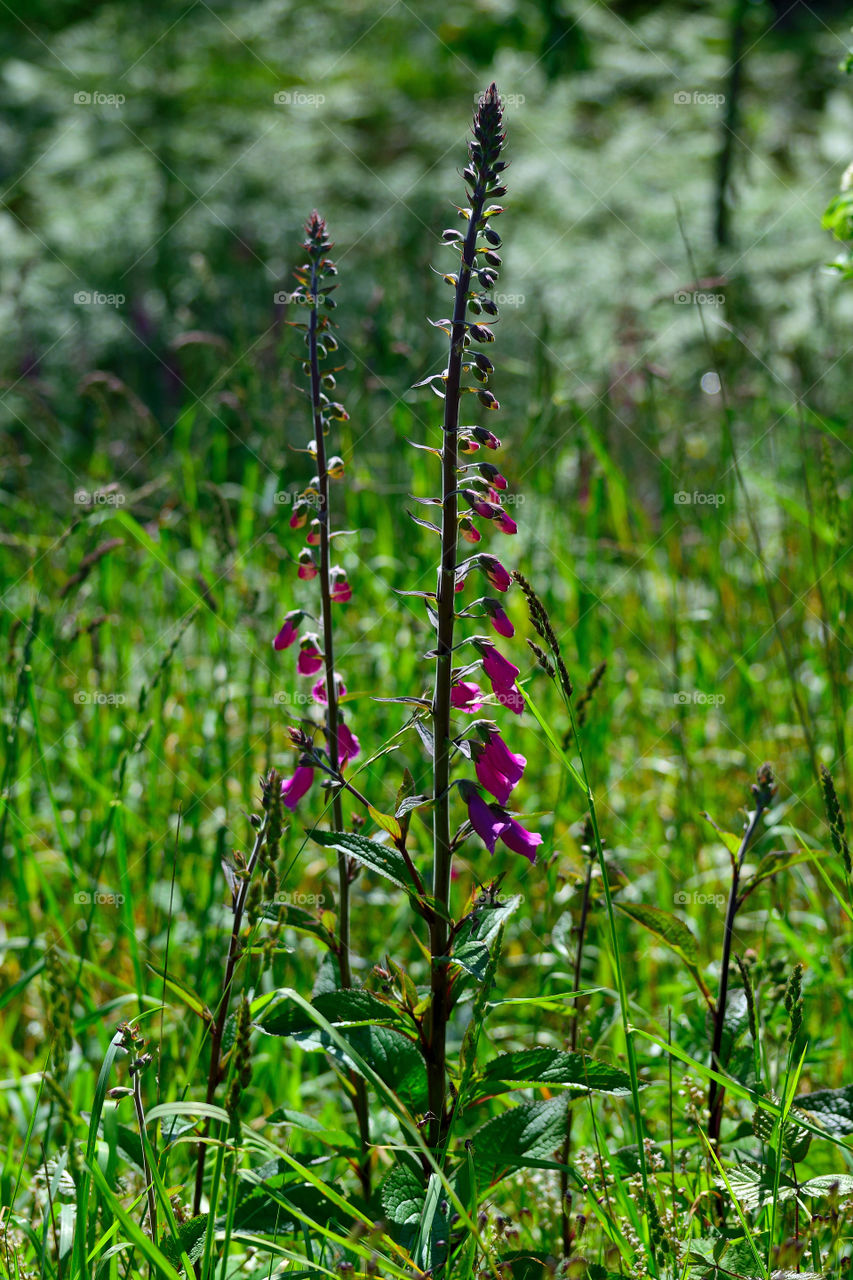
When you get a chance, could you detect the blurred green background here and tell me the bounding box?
[1,0,852,484]
[2,0,853,1051]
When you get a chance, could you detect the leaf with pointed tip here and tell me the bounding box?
[407,440,443,456]
[800,1174,853,1197]
[396,793,433,818]
[616,903,711,1001]
[374,695,432,708]
[701,811,743,858]
[414,717,435,758]
[368,805,402,840]
[407,511,441,535]
[308,830,417,893]
[717,1161,797,1209]
[617,902,699,963]
[472,1049,634,1101]
[147,963,213,1024]
[258,988,411,1036]
[741,848,829,900]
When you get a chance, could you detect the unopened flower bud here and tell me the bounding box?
[297,549,318,580]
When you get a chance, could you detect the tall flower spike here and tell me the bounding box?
[279,210,370,1191]
[410,84,541,1153]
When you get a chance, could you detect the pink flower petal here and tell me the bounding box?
[281,765,314,810]
[451,681,484,714]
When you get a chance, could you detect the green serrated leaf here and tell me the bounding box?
[307,829,416,893]
[795,1083,853,1135]
[474,1049,633,1099]
[381,1160,426,1225]
[717,1161,797,1210]
[800,1173,853,1198]
[468,1096,569,1186]
[446,940,490,980]
[281,1021,428,1112]
[162,1215,208,1267]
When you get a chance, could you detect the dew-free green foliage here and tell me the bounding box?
[3,2,853,1278]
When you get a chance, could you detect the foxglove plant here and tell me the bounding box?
[272,211,370,1186]
[414,84,541,1149]
[275,210,359,962]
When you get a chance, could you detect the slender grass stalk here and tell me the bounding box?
[131,1056,158,1242]
[708,764,776,1149]
[561,823,594,1254]
[427,85,507,1152]
[677,214,819,781]
[514,573,658,1275]
[193,784,271,1216]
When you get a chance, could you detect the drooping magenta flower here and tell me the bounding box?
[477,641,520,692]
[337,720,360,768]
[281,765,314,810]
[297,635,324,676]
[462,490,500,520]
[273,609,304,651]
[460,517,481,544]
[312,673,346,706]
[482,597,514,637]
[297,549,318,580]
[498,817,542,863]
[472,727,525,804]
[478,554,511,592]
[459,781,510,854]
[306,520,322,547]
[330,567,352,603]
[496,686,524,715]
[451,681,484,713]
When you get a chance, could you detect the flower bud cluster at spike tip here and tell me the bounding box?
[410,83,542,865]
[273,211,360,811]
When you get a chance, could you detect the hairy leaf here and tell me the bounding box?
[473,1049,633,1099]
[468,1096,569,1185]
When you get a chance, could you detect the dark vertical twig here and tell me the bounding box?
[714,0,749,249]
[708,764,776,1148]
[427,86,507,1153]
[193,801,270,1215]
